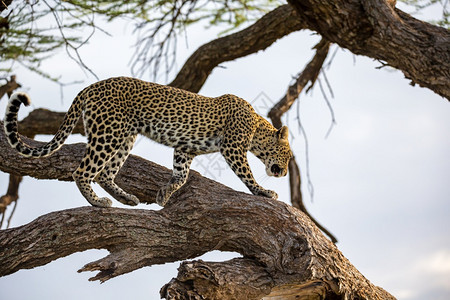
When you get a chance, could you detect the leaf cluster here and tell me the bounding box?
[0,0,279,81]
[0,0,98,80]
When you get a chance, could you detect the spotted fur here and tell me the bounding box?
[4,77,292,207]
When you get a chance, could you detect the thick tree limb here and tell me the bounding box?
[287,0,450,99]
[0,124,394,299]
[161,259,342,299]
[169,5,306,93]
[160,259,274,299]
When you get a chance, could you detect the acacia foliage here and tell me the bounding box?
[0,0,447,80]
[0,0,278,79]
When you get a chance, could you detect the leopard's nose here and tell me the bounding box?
[271,164,281,176]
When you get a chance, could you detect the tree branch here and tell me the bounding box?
[0,75,21,100]
[0,107,85,225]
[0,76,22,228]
[0,174,21,228]
[0,125,394,298]
[287,0,450,99]
[268,39,337,244]
[0,0,12,13]
[169,5,306,93]
[161,259,274,299]
[0,127,396,298]
[161,259,343,299]
[17,108,85,137]
[268,39,331,127]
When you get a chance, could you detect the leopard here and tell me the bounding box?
[3,77,292,207]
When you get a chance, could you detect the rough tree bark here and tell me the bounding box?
[287,0,450,99]
[1,0,447,298]
[0,125,394,299]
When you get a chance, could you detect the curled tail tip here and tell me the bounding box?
[10,92,31,106]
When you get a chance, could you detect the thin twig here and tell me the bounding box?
[0,210,4,229]
[6,200,17,229]
[41,0,99,80]
[296,98,314,202]
[317,77,337,139]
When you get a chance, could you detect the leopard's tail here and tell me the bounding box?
[3,92,84,158]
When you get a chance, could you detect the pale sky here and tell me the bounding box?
[1,3,449,300]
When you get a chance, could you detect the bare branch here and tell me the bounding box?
[169,5,306,92]
[0,0,12,13]
[267,39,337,243]
[288,155,337,244]
[287,0,450,99]
[0,174,22,229]
[0,76,22,228]
[268,39,331,128]
[41,0,99,80]
[0,75,21,100]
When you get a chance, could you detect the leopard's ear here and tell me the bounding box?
[276,126,289,142]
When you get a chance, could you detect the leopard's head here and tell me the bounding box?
[252,125,292,178]
[265,126,292,177]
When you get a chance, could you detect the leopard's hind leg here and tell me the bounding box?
[95,135,139,206]
[73,144,118,207]
[72,125,127,207]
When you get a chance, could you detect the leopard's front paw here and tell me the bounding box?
[257,189,278,200]
[125,194,140,206]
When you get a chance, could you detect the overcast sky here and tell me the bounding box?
[1,3,449,300]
